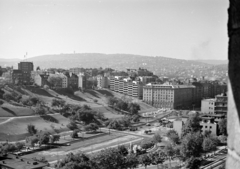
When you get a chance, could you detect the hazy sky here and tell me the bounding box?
[0,0,229,60]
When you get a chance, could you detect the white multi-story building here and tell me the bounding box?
[109,76,143,99]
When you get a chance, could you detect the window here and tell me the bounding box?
[205,126,208,128]
[210,126,212,129]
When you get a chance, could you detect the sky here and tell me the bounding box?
[0,0,229,60]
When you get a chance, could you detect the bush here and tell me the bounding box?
[141,139,154,149]
[71,130,78,138]
[67,121,78,130]
[3,93,14,102]
[15,142,25,151]
[27,124,38,135]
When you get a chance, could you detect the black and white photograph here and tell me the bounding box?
[0,0,238,169]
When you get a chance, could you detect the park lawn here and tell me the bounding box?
[22,132,126,161]
[0,114,70,141]
[0,103,35,117]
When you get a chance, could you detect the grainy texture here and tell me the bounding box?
[227,1,240,168]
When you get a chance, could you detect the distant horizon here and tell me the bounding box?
[0,0,228,60]
[0,52,228,61]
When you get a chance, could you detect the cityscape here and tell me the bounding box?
[0,0,236,169]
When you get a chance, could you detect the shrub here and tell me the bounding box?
[71,130,78,138]
[15,142,25,151]
[27,124,38,135]
[67,121,78,130]
[141,138,154,149]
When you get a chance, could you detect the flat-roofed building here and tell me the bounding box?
[109,76,143,99]
[143,84,195,109]
[18,62,34,84]
[97,75,109,89]
[201,93,227,115]
[201,98,216,114]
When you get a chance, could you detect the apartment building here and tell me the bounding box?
[109,76,143,99]
[201,98,216,114]
[97,75,109,88]
[69,67,84,75]
[63,72,78,89]
[143,84,195,109]
[59,73,68,88]
[201,93,227,115]
[34,74,49,87]
[18,62,34,84]
[200,117,217,136]
[12,70,23,85]
[78,73,86,89]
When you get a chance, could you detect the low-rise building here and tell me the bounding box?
[59,73,68,88]
[200,117,217,136]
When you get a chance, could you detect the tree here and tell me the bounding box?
[149,151,165,169]
[55,152,92,169]
[85,123,99,132]
[131,114,140,122]
[182,113,201,137]
[37,131,50,146]
[3,93,14,102]
[26,135,39,149]
[218,135,227,143]
[48,75,62,88]
[27,124,38,135]
[166,130,180,144]
[36,66,41,71]
[15,142,25,151]
[51,99,66,108]
[92,148,127,169]
[67,121,78,130]
[218,118,227,136]
[77,109,95,124]
[107,119,122,130]
[140,138,154,149]
[152,132,162,144]
[185,157,202,169]
[71,130,78,138]
[202,137,217,153]
[50,135,60,143]
[35,105,46,116]
[138,154,152,169]
[180,132,203,161]
[125,154,139,169]
[117,145,128,156]
[164,143,175,168]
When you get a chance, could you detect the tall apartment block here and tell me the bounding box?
[143,84,195,109]
[18,62,34,84]
[109,76,143,99]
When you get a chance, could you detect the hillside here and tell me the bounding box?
[1,53,227,79]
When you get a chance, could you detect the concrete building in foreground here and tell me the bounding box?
[143,84,195,109]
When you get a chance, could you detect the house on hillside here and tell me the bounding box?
[65,72,78,89]
[34,74,49,87]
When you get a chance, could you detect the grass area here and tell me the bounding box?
[22,133,136,162]
[0,103,35,117]
[24,86,54,97]
[0,114,70,141]
[53,88,86,102]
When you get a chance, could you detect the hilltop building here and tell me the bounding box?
[18,62,34,84]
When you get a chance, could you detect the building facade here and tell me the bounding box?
[12,70,23,85]
[18,62,34,84]
[143,84,195,109]
[97,75,109,88]
[109,76,143,99]
[201,93,227,115]
[34,74,49,87]
[78,73,86,89]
